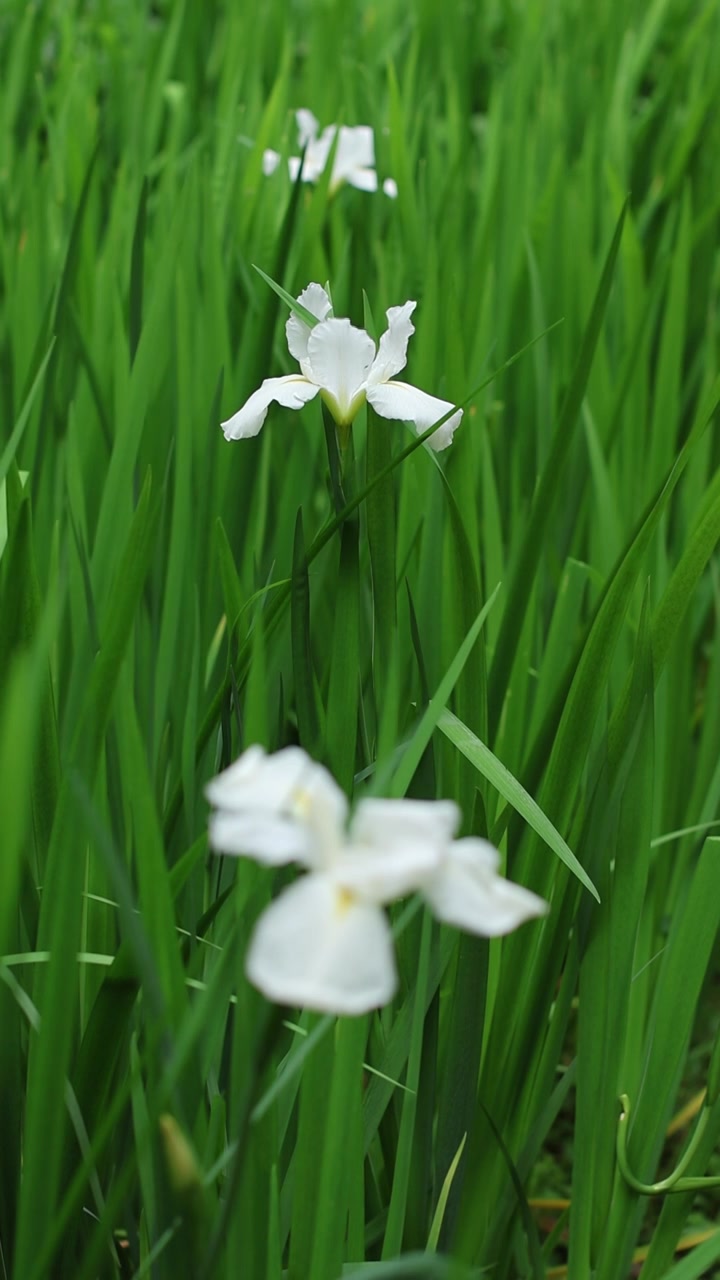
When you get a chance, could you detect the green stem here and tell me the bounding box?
[321,402,355,514]
[616,1093,720,1195]
[337,421,355,499]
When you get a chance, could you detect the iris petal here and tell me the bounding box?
[285,283,333,362]
[368,301,416,383]
[206,745,348,870]
[221,375,319,440]
[366,380,463,450]
[246,875,397,1014]
[423,839,548,936]
[306,318,376,424]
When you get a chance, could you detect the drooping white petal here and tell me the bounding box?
[221,375,319,440]
[285,283,334,363]
[262,149,282,176]
[295,108,320,148]
[246,875,397,1014]
[422,838,548,936]
[342,167,379,193]
[351,797,459,850]
[305,318,376,425]
[383,178,398,198]
[368,302,417,384]
[366,381,463,450]
[208,809,312,864]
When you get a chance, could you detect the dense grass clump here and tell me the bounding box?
[1,1,720,1277]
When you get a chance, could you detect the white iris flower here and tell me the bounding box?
[221,283,463,450]
[207,746,548,1015]
[262,108,397,198]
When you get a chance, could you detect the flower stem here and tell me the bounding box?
[337,423,355,500]
[616,1093,720,1194]
[321,403,355,515]
[322,402,347,515]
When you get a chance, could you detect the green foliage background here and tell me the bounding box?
[1,0,720,1276]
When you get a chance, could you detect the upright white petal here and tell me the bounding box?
[305,318,376,425]
[351,797,459,849]
[205,745,306,811]
[423,838,548,936]
[293,126,335,182]
[221,375,319,440]
[295,109,320,148]
[335,125,376,174]
[296,766,351,870]
[330,126,377,191]
[298,281,334,320]
[206,744,348,868]
[366,381,462,450]
[262,116,394,200]
[368,302,417,384]
[262,149,282,176]
[246,875,397,1014]
[287,156,304,183]
[285,283,333,363]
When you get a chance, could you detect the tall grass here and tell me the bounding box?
[1,0,720,1276]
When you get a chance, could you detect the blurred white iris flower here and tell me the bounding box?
[221,282,463,448]
[262,108,397,198]
[207,745,548,1015]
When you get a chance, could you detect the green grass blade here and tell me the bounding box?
[439,709,597,898]
[13,471,157,1278]
[388,588,500,801]
[291,507,321,753]
[0,342,55,488]
[381,911,432,1259]
[488,199,628,733]
[129,178,149,365]
[325,516,360,792]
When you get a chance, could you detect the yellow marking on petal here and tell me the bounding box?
[334,887,356,916]
[290,786,313,817]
